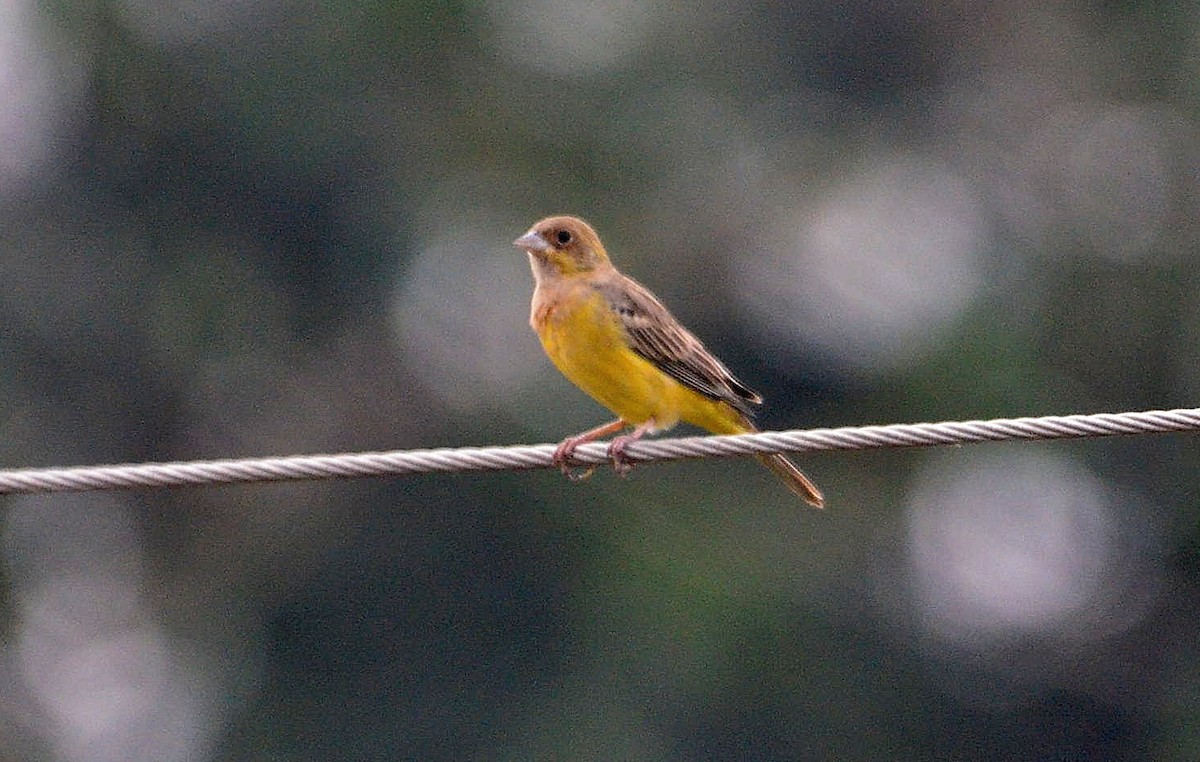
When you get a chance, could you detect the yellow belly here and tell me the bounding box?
[536,289,744,434]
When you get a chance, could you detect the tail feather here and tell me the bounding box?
[701,409,826,509]
[756,453,825,509]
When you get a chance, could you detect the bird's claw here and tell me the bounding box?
[608,436,637,477]
[565,465,597,481]
[553,437,594,480]
[553,425,641,480]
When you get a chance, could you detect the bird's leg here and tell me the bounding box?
[608,419,657,477]
[553,419,627,480]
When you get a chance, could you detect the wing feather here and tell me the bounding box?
[594,275,762,417]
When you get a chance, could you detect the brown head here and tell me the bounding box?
[513,216,612,282]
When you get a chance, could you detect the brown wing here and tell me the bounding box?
[594,274,762,418]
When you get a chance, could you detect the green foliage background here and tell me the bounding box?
[1,1,1199,759]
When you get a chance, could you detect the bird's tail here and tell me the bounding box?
[756,453,825,509]
[703,410,826,509]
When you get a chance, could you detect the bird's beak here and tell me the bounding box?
[513,230,550,253]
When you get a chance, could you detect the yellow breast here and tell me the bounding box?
[532,284,739,433]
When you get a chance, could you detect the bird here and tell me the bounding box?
[514,215,824,508]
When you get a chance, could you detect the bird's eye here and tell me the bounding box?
[556,230,572,245]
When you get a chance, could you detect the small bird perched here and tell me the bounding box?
[514,215,824,508]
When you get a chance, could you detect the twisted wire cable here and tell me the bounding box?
[0,407,1196,495]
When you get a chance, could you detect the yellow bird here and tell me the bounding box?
[514,215,824,508]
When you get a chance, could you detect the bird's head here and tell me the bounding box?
[514,216,611,279]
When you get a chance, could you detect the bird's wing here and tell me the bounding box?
[595,275,762,417]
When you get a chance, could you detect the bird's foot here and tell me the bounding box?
[552,436,596,480]
[551,420,627,481]
[607,436,636,477]
[607,421,653,477]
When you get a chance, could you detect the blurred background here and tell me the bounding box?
[0,0,1198,759]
